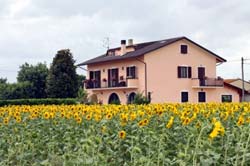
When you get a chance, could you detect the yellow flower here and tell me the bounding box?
[138,121,144,127]
[143,119,149,126]
[76,117,82,124]
[166,116,174,129]
[182,118,191,126]
[118,130,126,139]
[209,121,225,139]
[86,114,92,121]
[130,112,137,121]
[3,117,9,125]
[43,112,50,119]
[15,116,21,123]
[237,115,244,126]
[106,113,112,120]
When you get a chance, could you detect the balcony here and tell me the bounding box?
[84,78,139,91]
[192,77,224,88]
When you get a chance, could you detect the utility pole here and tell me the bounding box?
[241,57,245,102]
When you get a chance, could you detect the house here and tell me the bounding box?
[78,37,240,104]
[224,79,250,101]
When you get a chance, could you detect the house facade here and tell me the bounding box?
[78,37,240,104]
[224,79,250,102]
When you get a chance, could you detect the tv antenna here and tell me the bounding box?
[102,37,110,50]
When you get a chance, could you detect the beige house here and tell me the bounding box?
[224,79,250,101]
[78,37,240,104]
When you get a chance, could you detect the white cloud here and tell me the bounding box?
[0,0,250,82]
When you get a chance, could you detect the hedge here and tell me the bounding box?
[0,98,77,106]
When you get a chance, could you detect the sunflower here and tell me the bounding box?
[166,116,174,129]
[106,113,112,120]
[86,114,92,121]
[3,117,9,125]
[76,117,82,124]
[43,112,50,119]
[118,130,126,139]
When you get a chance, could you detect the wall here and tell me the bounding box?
[86,57,145,104]
[144,38,239,103]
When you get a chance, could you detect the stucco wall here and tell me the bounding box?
[86,57,145,104]
[144,39,239,103]
[85,38,239,104]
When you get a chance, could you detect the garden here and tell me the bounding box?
[0,103,250,165]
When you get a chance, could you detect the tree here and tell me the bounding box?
[0,78,7,84]
[0,82,33,100]
[46,49,78,98]
[17,62,48,98]
[77,74,86,89]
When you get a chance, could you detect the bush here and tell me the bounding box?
[110,99,121,105]
[133,93,150,105]
[77,87,88,104]
[0,98,77,106]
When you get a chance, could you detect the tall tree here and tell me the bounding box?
[77,74,86,89]
[17,62,48,98]
[0,78,7,84]
[46,49,78,98]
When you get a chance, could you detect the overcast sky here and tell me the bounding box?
[0,0,250,82]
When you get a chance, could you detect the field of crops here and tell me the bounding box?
[1,103,250,165]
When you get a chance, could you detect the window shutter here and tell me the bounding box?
[188,67,192,78]
[90,71,94,79]
[177,66,181,78]
[132,66,136,78]
[181,45,188,54]
[126,67,129,77]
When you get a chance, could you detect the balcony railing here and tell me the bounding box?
[192,77,224,88]
[84,78,138,90]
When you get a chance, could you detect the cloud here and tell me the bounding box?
[0,0,250,82]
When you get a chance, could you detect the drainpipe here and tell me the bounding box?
[135,57,147,98]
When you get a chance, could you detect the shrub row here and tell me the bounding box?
[0,98,77,106]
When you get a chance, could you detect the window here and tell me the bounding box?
[221,95,232,102]
[126,66,136,79]
[108,68,119,87]
[181,92,188,102]
[198,92,206,102]
[177,66,192,78]
[89,70,101,88]
[181,45,188,54]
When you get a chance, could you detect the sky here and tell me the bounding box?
[0,0,250,83]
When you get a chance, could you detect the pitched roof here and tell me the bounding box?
[77,36,226,66]
[224,79,250,91]
[224,79,240,84]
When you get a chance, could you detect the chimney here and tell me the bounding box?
[128,39,133,46]
[121,40,126,55]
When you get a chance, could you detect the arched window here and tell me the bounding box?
[108,93,120,104]
[128,92,136,104]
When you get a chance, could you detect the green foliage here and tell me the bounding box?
[110,99,121,105]
[0,78,7,84]
[0,98,77,106]
[0,81,34,100]
[134,92,150,104]
[46,49,78,98]
[17,62,48,98]
[77,87,88,104]
[77,74,86,89]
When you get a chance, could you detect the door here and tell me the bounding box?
[198,67,205,86]
[198,92,206,102]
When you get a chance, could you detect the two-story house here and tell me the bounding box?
[78,37,240,104]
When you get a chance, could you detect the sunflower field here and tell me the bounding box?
[1,103,250,165]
